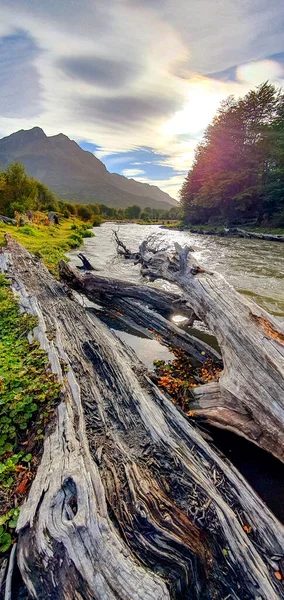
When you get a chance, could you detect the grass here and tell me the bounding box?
[0,274,62,553]
[0,215,95,554]
[247,226,284,235]
[0,218,94,275]
[137,219,180,225]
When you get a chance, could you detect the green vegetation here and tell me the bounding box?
[0,219,94,275]
[163,222,284,235]
[0,275,61,552]
[0,162,181,225]
[96,202,181,222]
[181,82,284,228]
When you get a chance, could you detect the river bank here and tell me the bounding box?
[161,223,284,242]
[0,217,94,274]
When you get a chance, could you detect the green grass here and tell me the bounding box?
[246,226,284,235]
[0,274,62,552]
[159,220,182,228]
[137,219,179,225]
[0,216,95,553]
[0,218,94,275]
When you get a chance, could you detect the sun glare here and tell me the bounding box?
[161,77,226,136]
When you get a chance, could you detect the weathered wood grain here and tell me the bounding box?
[59,261,219,363]
[0,237,284,600]
[133,235,284,461]
[59,259,196,321]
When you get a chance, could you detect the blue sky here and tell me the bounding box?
[0,0,283,198]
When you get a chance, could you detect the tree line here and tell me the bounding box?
[0,162,181,224]
[180,82,284,227]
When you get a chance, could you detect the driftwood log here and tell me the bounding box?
[77,252,95,271]
[133,235,284,462]
[0,215,16,225]
[59,260,196,322]
[59,262,220,364]
[87,296,221,364]
[236,228,284,242]
[64,232,284,462]
[0,237,284,599]
[113,230,140,259]
[165,225,284,242]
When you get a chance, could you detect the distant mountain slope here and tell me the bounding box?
[0,127,177,209]
[109,173,175,206]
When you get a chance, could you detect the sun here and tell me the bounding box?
[161,76,228,136]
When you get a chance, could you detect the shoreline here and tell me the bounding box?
[160,224,284,242]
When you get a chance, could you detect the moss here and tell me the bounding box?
[0,275,61,553]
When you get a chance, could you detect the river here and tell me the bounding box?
[68,222,284,521]
[69,222,284,317]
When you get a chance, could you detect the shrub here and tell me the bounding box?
[93,215,102,227]
[77,206,93,222]
[69,233,83,246]
[271,210,284,228]
[81,229,94,238]
[19,225,39,237]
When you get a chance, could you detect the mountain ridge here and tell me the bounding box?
[0,127,177,209]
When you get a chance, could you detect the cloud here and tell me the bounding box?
[77,94,182,127]
[0,30,42,118]
[134,174,185,199]
[237,59,284,84]
[122,168,146,177]
[0,0,283,199]
[58,56,139,88]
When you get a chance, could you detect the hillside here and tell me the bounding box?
[0,128,176,209]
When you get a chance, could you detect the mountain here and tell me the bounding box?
[109,173,175,206]
[0,127,177,209]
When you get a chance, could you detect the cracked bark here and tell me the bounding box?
[0,237,283,600]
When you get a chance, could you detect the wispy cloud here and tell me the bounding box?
[134,174,186,199]
[0,0,283,197]
[122,168,146,177]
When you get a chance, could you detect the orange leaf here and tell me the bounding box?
[15,477,29,495]
[243,525,251,533]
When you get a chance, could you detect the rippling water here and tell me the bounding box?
[69,222,284,318]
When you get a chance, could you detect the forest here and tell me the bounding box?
[180,82,284,227]
[0,162,181,224]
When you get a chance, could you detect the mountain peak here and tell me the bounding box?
[0,127,177,209]
[49,133,69,141]
[23,126,46,139]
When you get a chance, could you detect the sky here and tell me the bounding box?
[0,1,284,199]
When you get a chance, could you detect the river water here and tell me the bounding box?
[69,222,284,317]
[68,222,284,521]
